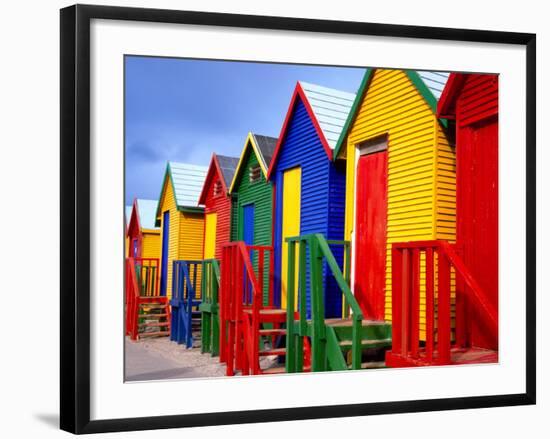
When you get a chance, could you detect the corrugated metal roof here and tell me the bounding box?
[417,71,450,100]
[168,161,208,208]
[136,199,160,229]
[251,134,277,169]
[125,205,132,227]
[299,81,356,149]
[215,155,239,188]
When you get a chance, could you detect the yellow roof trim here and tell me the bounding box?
[228,132,268,194]
[141,228,160,234]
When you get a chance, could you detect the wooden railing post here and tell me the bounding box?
[296,239,307,372]
[391,247,402,357]
[286,240,296,373]
[438,249,451,365]
[401,248,410,358]
[425,247,435,362]
[410,248,420,358]
[309,236,326,372]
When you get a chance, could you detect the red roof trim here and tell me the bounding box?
[127,198,141,238]
[198,154,228,205]
[437,72,467,118]
[266,82,333,180]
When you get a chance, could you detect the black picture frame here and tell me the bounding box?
[60,4,536,434]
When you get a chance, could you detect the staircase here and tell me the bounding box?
[125,258,171,340]
[285,234,392,373]
[199,259,221,356]
[385,240,498,367]
[170,260,202,348]
[220,242,310,375]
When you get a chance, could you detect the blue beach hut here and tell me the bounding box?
[267,81,355,318]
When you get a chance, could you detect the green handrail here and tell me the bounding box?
[285,233,363,372]
[200,258,221,355]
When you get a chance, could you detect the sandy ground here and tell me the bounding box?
[125,336,226,381]
[125,334,280,381]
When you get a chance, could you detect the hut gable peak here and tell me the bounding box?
[198,153,239,204]
[267,81,356,179]
[333,69,451,160]
[229,132,277,193]
[156,161,208,218]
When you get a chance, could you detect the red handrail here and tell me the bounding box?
[439,241,498,336]
[220,242,274,375]
[125,257,162,340]
[388,240,497,367]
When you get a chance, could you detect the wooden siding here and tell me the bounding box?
[231,147,274,303]
[453,74,498,350]
[455,75,498,128]
[203,170,232,260]
[158,178,180,298]
[342,69,456,336]
[179,211,205,296]
[141,230,160,259]
[273,97,345,317]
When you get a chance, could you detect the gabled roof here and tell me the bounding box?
[125,205,132,228]
[156,161,208,217]
[216,155,240,188]
[198,153,239,204]
[135,199,160,230]
[128,199,160,237]
[436,72,468,118]
[267,81,356,179]
[228,132,278,194]
[333,69,450,160]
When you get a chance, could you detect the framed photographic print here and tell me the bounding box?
[60,4,536,434]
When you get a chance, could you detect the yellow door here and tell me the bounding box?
[204,212,217,259]
[281,167,301,309]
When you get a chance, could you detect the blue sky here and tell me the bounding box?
[125,56,365,204]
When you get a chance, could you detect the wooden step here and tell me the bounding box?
[139,303,167,308]
[138,322,170,328]
[244,308,286,315]
[326,318,388,327]
[259,328,286,336]
[139,331,169,338]
[138,313,169,319]
[259,348,286,356]
[338,338,392,349]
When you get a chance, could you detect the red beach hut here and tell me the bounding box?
[437,72,499,351]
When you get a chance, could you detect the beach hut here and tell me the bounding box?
[126,199,161,259]
[229,132,277,302]
[156,161,208,297]
[437,72,499,351]
[268,81,355,317]
[333,69,453,334]
[125,205,132,257]
[198,154,239,260]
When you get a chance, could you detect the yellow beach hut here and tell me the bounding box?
[125,205,132,257]
[127,199,161,259]
[156,162,208,297]
[333,69,453,338]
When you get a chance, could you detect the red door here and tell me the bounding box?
[354,150,388,320]
[457,117,498,350]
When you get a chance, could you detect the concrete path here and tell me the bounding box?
[125,336,226,382]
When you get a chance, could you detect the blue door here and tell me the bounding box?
[242,204,255,245]
[241,204,255,302]
[160,211,170,296]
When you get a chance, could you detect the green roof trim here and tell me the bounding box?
[333,68,448,161]
[155,162,172,219]
[178,206,205,214]
[333,68,373,160]
[404,70,448,129]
